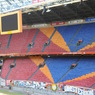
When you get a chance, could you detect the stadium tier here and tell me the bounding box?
[1,57,51,83]
[1,56,95,88]
[0,23,95,55]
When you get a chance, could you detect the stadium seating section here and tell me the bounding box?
[1,22,95,89]
[0,23,95,55]
[1,56,95,88]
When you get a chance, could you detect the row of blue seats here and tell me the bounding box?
[44,56,95,83]
[57,23,95,51]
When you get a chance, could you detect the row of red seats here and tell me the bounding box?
[0,29,65,55]
[1,57,51,83]
[64,76,95,88]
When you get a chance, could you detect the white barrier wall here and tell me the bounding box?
[1,79,95,95]
[0,78,5,86]
[64,85,94,95]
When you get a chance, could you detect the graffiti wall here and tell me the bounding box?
[5,80,63,91]
[64,85,94,95]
